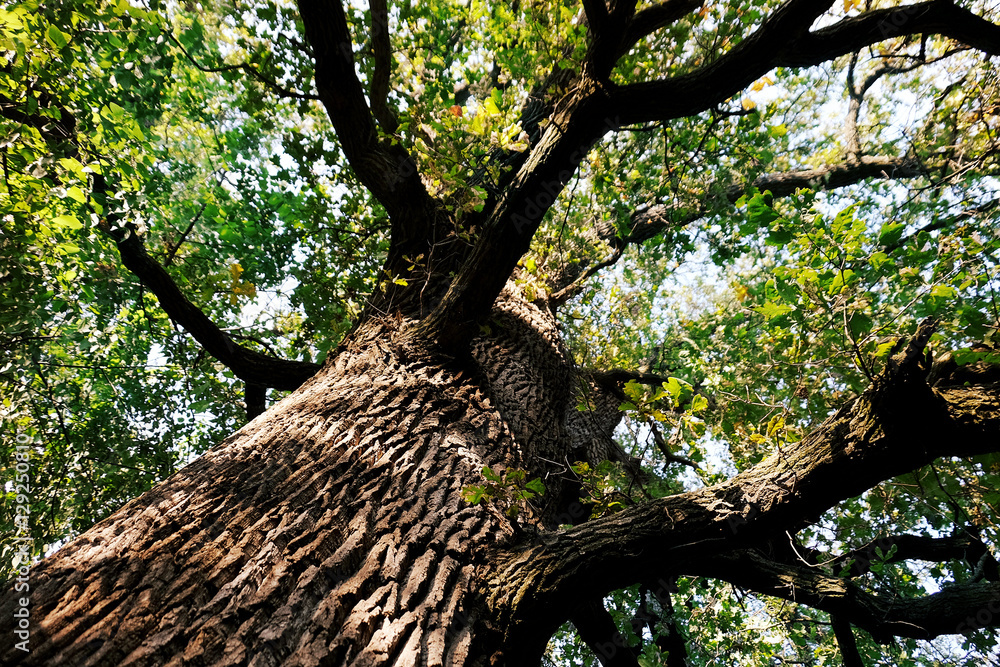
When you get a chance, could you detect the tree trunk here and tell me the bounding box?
[2,286,612,666]
[5,293,1000,666]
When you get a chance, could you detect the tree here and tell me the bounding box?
[3,0,1000,664]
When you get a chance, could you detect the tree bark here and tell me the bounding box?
[5,316,506,666]
[5,299,1000,666]
[0,284,627,666]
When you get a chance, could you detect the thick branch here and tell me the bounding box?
[643,582,690,666]
[827,533,1000,579]
[245,383,266,420]
[831,615,864,667]
[584,0,640,79]
[491,328,1000,651]
[612,0,1000,126]
[698,549,1000,643]
[3,89,320,392]
[570,600,641,667]
[408,79,618,347]
[612,0,837,124]
[296,0,438,258]
[582,0,610,30]
[369,0,397,133]
[553,154,924,303]
[107,223,320,391]
[781,1,1000,68]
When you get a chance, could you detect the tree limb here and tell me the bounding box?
[406,0,1000,349]
[642,581,690,666]
[582,0,611,32]
[296,0,439,261]
[824,532,1000,579]
[369,0,397,133]
[406,78,618,348]
[104,219,320,391]
[781,1,1000,68]
[552,153,925,304]
[570,599,641,667]
[245,383,267,420]
[491,323,1000,648]
[697,549,1000,643]
[611,0,1000,126]
[2,89,321,393]
[830,614,864,667]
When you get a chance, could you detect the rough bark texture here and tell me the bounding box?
[7,317,503,666]
[0,286,630,666]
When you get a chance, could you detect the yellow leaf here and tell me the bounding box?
[741,98,756,111]
[735,284,750,302]
[229,262,243,280]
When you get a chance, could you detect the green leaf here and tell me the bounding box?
[461,485,486,504]
[46,24,70,50]
[753,301,793,319]
[878,222,905,246]
[58,157,85,176]
[869,251,890,270]
[832,205,856,235]
[874,341,896,358]
[101,102,126,122]
[745,192,779,229]
[848,313,872,338]
[929,284,955,299]
[52,214,83,230]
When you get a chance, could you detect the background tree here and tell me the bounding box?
[2,0,1000,665]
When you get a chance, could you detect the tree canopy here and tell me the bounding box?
[3,0,1000,664]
